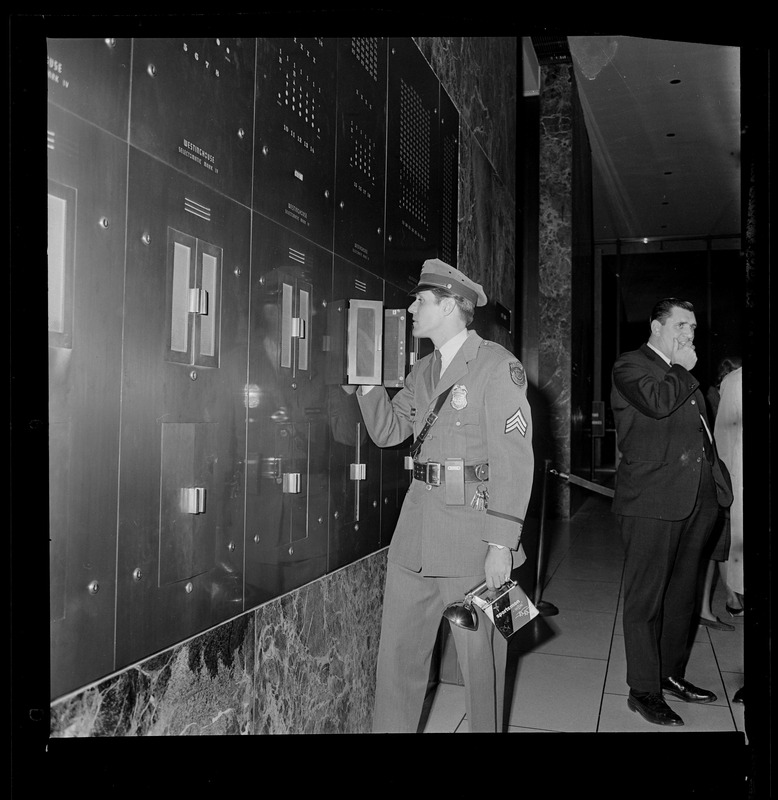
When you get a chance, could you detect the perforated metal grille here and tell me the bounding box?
[276,39,325,152]
[351,37,379,81]
[399,77,431,239]
[349,115,377,198]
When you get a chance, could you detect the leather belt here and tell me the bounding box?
[412,461,489,486]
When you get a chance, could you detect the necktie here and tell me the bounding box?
[432,350,441,389]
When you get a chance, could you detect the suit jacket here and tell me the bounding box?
[611,344,733,520]
[357,330,534,577]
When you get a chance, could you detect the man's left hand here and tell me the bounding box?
[485,545,513,590]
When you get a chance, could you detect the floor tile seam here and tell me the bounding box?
[519,650,610,664]
[596,588,626,732]
[506,725,556,732]
[704,631,744,726]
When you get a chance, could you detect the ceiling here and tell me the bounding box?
[526,35,742,244]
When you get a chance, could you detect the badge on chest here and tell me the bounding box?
[451,384,468,410]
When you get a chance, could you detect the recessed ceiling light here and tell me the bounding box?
[670,79,681,84]
[664,171,673,175]
[666,133,676,137]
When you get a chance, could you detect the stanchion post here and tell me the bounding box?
[533,459,558,616]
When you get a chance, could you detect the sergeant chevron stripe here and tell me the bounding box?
[504,407,528,436]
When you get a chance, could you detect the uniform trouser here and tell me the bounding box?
[618,462,719,694]
[372,560,508,733]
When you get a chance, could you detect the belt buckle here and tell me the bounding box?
[426,461,441,486]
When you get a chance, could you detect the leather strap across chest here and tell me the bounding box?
[408,385,453,459]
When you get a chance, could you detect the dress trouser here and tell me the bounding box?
[618,462,719,694]
[372,560,508,733]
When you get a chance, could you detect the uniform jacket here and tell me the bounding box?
[357,330,534,577]
[611,344,733,520]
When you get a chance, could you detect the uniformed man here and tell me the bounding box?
[350,258,534,733]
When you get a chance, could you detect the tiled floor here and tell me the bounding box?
[422,493,746,736]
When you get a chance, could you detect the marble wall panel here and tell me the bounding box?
[415,36,517,198]
[458,125,516,351]
[50,613,254,736]
[49,552,387,737]
[253,551,386,734]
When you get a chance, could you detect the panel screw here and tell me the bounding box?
[185,582,194,593]
[132,568,143,582]
[254,534,260,543]
[288,545,294,555]
[99,217,110,229]
[147,63,157,78]
[141,232,151,245]
[88,580,100,595]
[227,542,235,552]
[238,127,245,140]
[190,370,198,381]
[233,266,241,277]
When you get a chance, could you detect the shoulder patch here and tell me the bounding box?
[509,361,526,386]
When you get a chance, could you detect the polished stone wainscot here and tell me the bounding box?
[50,551,387,736]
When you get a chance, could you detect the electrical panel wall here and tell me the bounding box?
[47,36,459,698]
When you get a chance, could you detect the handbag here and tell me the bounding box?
[468,579,540,639]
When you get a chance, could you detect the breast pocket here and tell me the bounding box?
[449,408,483,460]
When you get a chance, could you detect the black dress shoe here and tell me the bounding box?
[627,692,684,726]
[661,676,717,703]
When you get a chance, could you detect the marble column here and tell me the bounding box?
[538,63,574,518]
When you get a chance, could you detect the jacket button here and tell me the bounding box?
[691,399,696,405]
[426,484,432,490]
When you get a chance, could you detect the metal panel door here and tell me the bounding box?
[378,281,418,545]
[47,37,131,138]
[333,37,388,274]
[384,37,441,290]
[48,103,127,700]
[327,259,384,571]
[130,37,256,206]
[116,149,250,668]
[245,214,332,605]
[253,37,337,249]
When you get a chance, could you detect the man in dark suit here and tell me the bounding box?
[611,298,733,726]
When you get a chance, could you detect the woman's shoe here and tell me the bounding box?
[698,616,735,631]
[726,604,744,617]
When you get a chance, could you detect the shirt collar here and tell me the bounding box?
[438,328,469,372]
